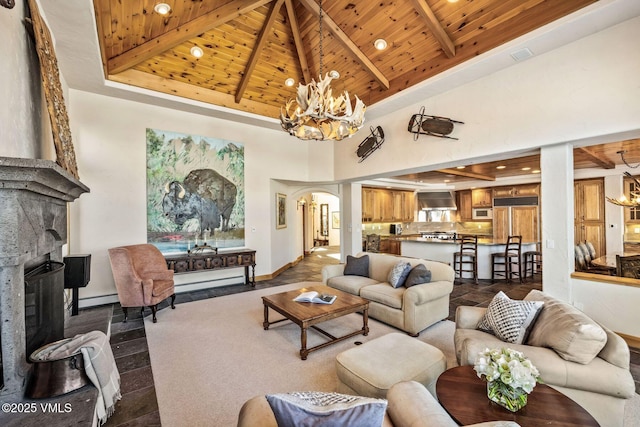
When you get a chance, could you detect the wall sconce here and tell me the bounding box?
[297,199,306,210]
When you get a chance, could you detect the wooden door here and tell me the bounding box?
[493,207,509,242]
[574,178,605,257]
[511,206,539,242]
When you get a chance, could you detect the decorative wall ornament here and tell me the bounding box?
[1,0,16,9]
[408,106,464,141]
[27,0,79,179]
[356,126,385,162]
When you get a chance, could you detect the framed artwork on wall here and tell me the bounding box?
[146,128,245,253]
[320,204,329,236]
[332,211,340,229]
[276,193,287,229]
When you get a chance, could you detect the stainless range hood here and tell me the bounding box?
[417,191,457,210]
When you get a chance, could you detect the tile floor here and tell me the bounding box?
[85,246,638,426]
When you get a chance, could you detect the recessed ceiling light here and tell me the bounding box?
[284,77,295,87]
[374,39,388,50]
[444,179,451,183]
[521,167,531,171]
[496,165,506,169]
[154,3,171,15]
[456,166,465,169]
[532,170,541,174]
[190,46,203,58]
[447,0,459,3]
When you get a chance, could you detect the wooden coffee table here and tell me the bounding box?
[262,284,369,360]
[436,366,598,426]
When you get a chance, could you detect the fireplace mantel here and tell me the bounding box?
[0,157,89,399]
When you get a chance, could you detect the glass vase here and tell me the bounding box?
[486,381,528,412]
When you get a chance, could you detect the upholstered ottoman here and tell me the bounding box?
[335,332,446,398]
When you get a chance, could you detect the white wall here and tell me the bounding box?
[333,16,640,181]
[0,0,52,159]
[68,90,328,306]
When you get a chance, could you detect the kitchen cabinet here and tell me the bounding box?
[388,239,401,255]
[623,174,640,223]
[379,239,390,253]
[493,184,539,198]
[456,190,472,221]
[362,188,415,222]
[471,189,492,208]
[574,178,605,257]
[493,206,539,242]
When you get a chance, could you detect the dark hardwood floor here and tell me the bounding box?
[75,246,637,426]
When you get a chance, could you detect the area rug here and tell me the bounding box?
[145,283,640,427]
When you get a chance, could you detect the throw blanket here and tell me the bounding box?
[31,331,122,425]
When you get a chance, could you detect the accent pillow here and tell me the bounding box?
[266,391,387,427]
[404,264,432,287]
[388,261,412,288]
[477,291,544,344]
[524,290,607,364]
[343,255,369,277]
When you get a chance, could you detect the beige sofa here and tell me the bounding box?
[237,380,519,427]
[322,252,455,336]
[454,289,635,427]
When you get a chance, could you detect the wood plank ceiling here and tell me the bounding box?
[390,138,640,185]
[93,0,597,120]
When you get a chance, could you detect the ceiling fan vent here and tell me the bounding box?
[510,48,534,62]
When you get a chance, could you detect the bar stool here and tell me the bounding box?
[491,235,522,283]
[453,234,478,284]
[523,244,542,280]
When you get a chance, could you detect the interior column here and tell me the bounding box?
[338,183,363,262]
[540,144,574,302]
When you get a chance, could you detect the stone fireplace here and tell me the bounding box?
[0,157,89,400]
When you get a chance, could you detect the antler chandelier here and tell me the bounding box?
[607,171,640,207]
[280,0,365,141]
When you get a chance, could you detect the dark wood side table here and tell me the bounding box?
[436,366,598,427]
[165,248,256,286]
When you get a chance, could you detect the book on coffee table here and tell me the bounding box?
[293,291,337,305]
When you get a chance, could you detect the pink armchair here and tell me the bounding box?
[108,244,176,323]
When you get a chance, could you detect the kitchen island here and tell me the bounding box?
[399,237,538,280]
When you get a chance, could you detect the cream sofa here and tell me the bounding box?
[237,380,519,427]
[322,252,455,336]
[454,289,636,427]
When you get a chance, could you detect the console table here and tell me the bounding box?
[164,248,256,286]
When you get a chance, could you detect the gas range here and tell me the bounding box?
[419,231,457,240]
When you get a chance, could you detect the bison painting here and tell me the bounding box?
[162,169,237,235]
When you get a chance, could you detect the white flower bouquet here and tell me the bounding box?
[473,347,541,411]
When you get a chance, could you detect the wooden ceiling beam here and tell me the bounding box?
[409,0,456,58]
[107,0,272,75]
[109,69,281,118]
[576,147,616,169]
[297,0,390,90]
[235,0,285,103]
[437,168,496,181]
[284,0,311,84]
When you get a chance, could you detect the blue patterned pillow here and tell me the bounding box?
[477,291,544,344]
[266,391,387,427]
[388,261,412,288]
